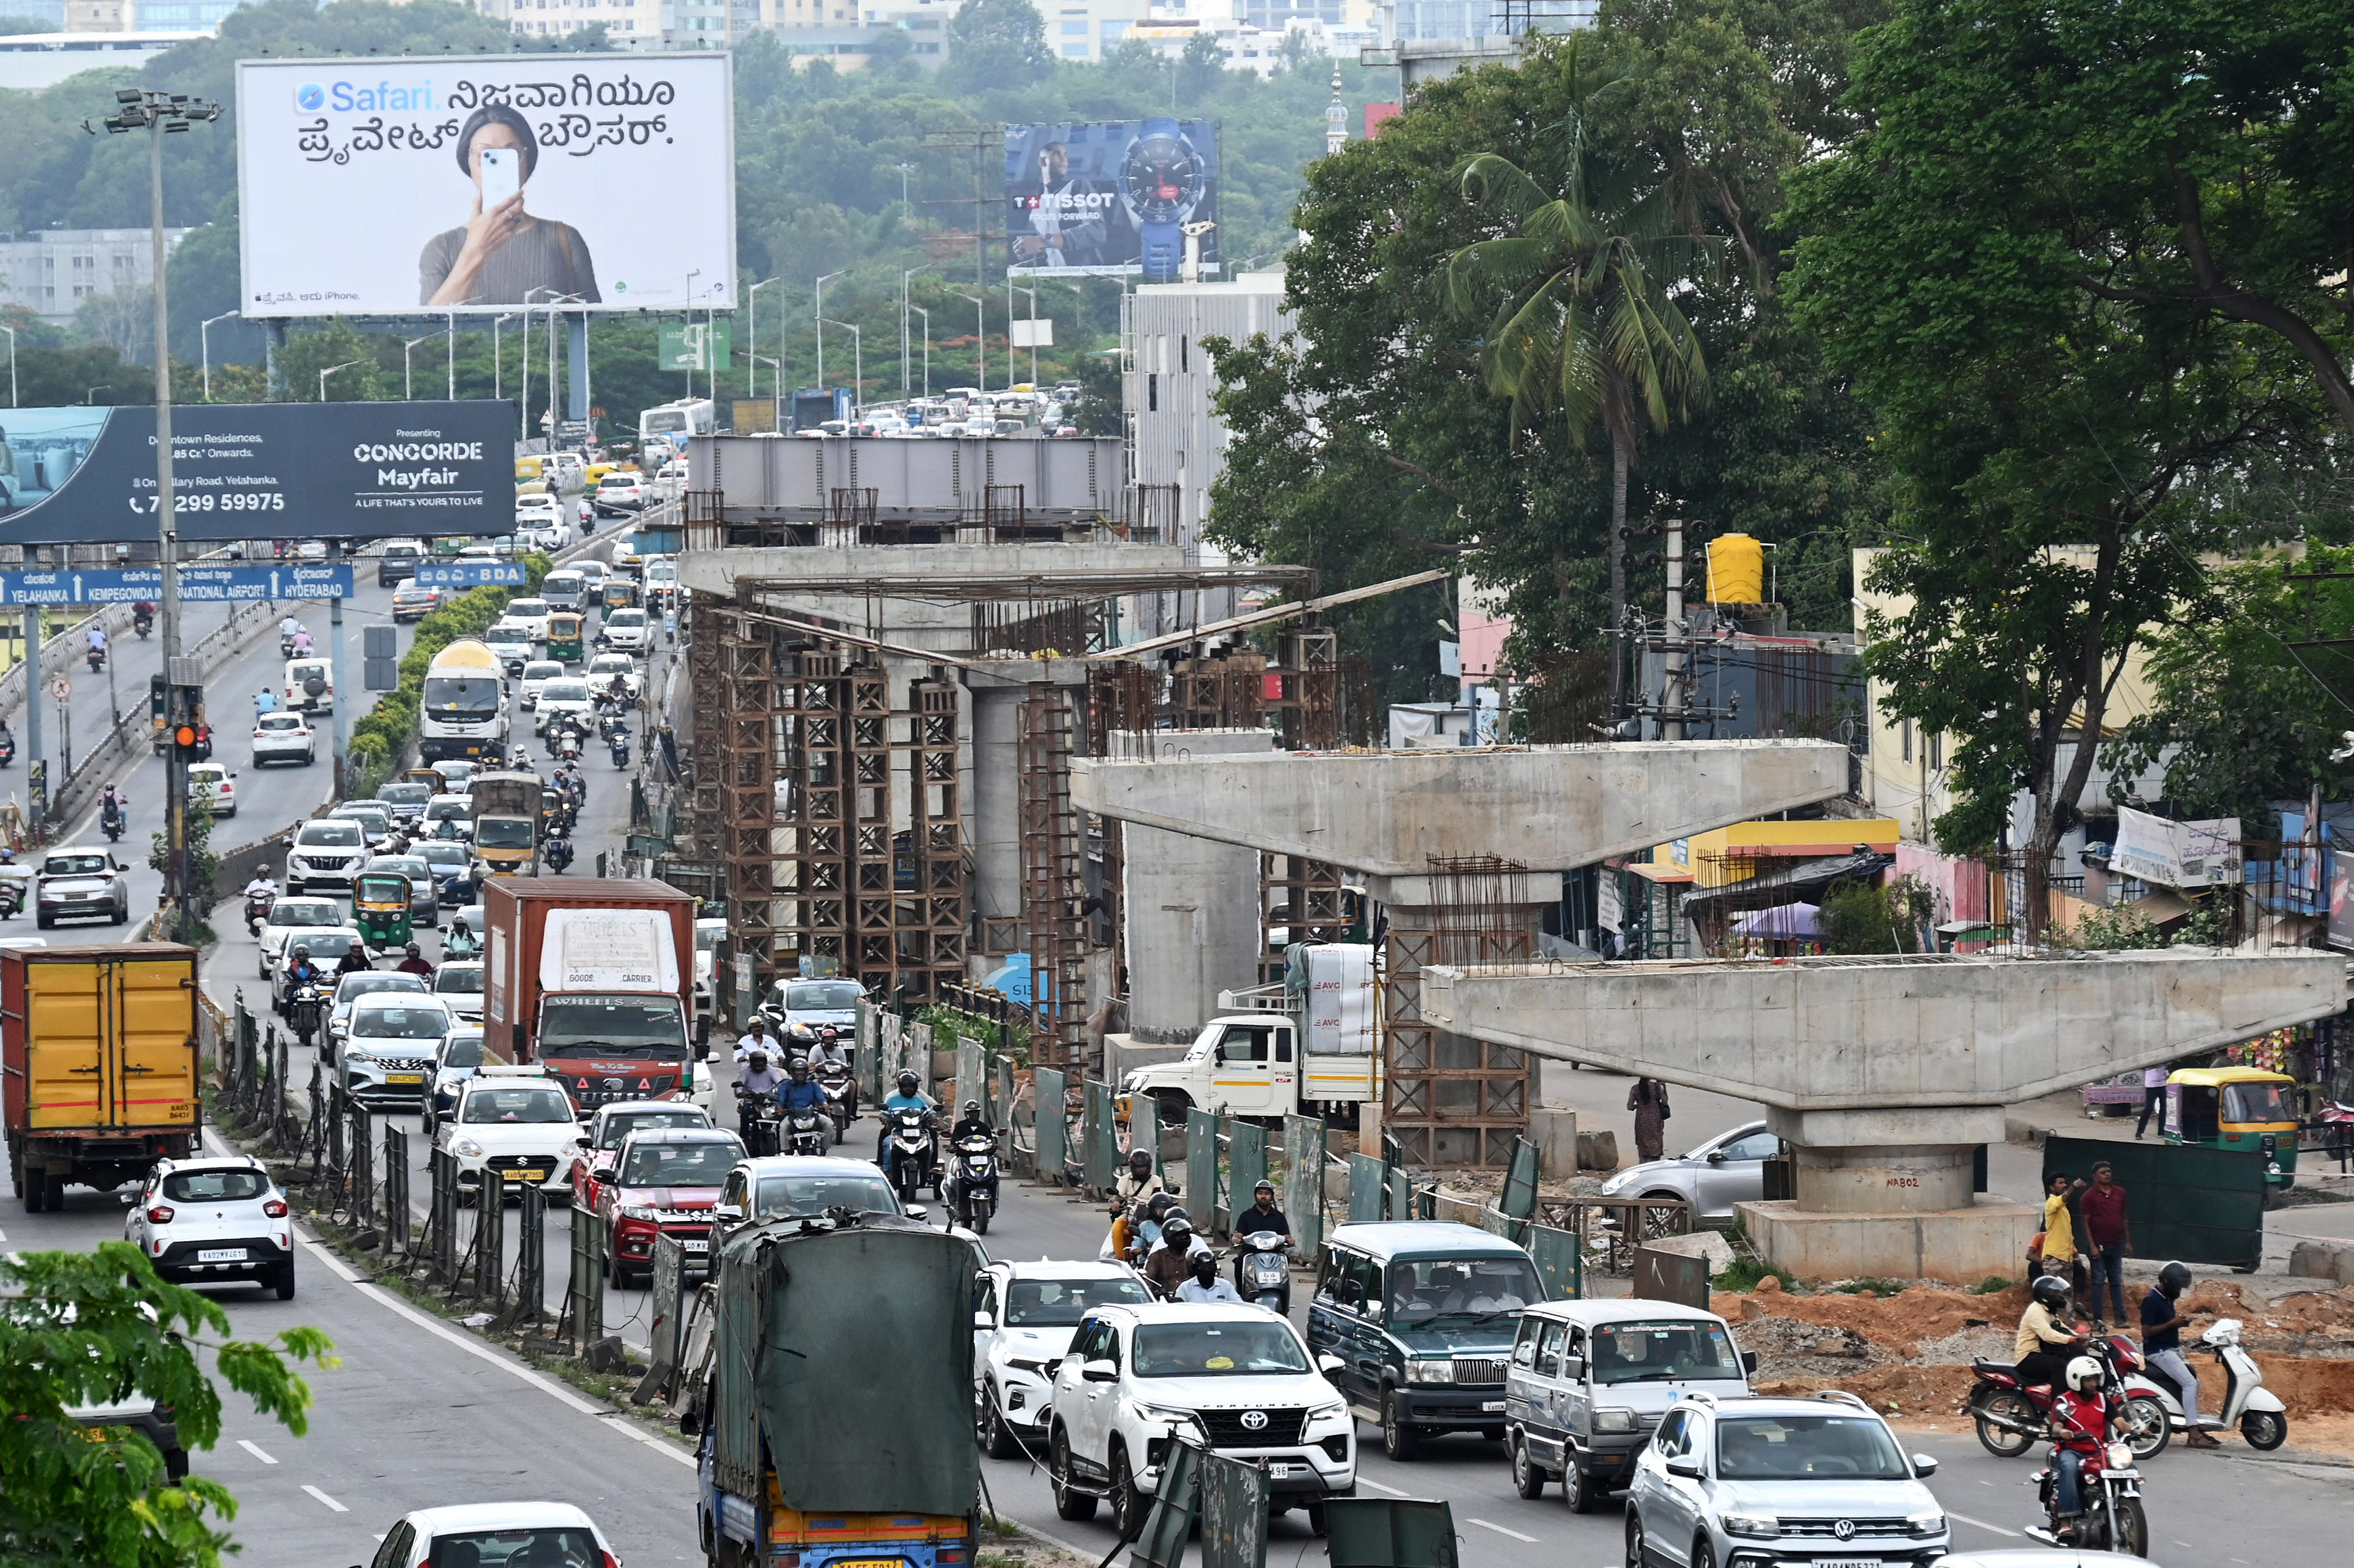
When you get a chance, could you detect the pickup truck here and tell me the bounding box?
[1120,942,1378,1123]
[468,770,540,875]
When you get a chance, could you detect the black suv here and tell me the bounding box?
[377,541,425,587]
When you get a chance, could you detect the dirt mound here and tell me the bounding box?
[1714,1284,2026,1356]
[1755,1365,1975,1417]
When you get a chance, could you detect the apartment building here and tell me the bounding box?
[0,227,190,326]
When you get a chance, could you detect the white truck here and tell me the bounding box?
[1119,943,1378,1122]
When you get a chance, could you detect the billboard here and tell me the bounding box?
[0,402,516,544]
[658,320,733,372]
[1003,120,1220,283]
[236,53,736,317]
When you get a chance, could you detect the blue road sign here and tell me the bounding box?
[413,561,527,587]
[0,563,355,605]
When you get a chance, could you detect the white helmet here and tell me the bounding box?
[2064,1355,2102,1393]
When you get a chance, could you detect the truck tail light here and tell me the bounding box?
[263,1199,289,1218]
[147,1205,175,1223]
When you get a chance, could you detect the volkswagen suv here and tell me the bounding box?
[1047,1302,1355,1537]
[1626,1391,1949,1568]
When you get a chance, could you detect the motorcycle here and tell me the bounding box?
[1234,1229,1291,1314]
[815,1059,856,1142]
[887,1107,939,1205]
[1968,1332,2169,1460]
[0,879,24,921]
[736,1089,784,1158]
[0,731,14,768]
[556,730,583,764]
[2120,1317,2287,1452]
[543,836,574,875]
[86,645,105,674]
[280,632,297,659]
[785,1107,830,1158]
[286,982,328,1051]
[2024,1438,2149,1555]
[133,610,153,639]
[610,730,631,769]
[100,801,126,843]
[947,1130,1000,1234]
[244,889,276,935]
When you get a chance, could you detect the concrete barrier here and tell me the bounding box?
[2288,1237,2354,1287]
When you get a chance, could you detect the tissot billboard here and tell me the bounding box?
[236,53,736,316]
[1003,119,1220,283]
[0,402,516,544]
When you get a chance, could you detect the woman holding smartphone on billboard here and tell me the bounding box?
[421,105,601,308]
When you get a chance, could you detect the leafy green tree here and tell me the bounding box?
[1785,0,2336,932]
[0,12,58,29]
[1071,348,1120,435]
[12,341,155,406]
[1178,32,1225,103]
[942,0,1052,93]
[1444,43,1719,709]
[278,318,385,402]
[0,1243,334,1568]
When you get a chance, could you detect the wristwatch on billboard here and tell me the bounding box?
[1121,118,1206,284]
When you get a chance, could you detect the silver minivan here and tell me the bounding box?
[1505,1298,1755,1512]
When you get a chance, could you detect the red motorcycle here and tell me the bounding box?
[1967,1332,2169,1459]
[2026,1435,2150,1554]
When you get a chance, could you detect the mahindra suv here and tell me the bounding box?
[1626,1391,1949,1568]
[1046,1302,1355,1538]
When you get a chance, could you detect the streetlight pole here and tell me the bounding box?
[403,334,434,401]
[493,313,515,402]
[683,269,701,401]
[0,324,14,407]
[900,265,930,398]
[910,306,930,399]
[319,358,365,402]
[952,293,984,395]
[445,309,456,400]
[88,83,218,938]
[814,269,846,406]
[198,310,235,401]
[747,275,779,422]
[819,320,861,418]
[1014,284,1040,388]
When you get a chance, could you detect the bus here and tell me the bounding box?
[418,638,511,762]
[639,398,715,455]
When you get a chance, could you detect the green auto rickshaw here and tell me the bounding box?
[353,872,414,952]
[546,611,585,663]
[600,578,641,614]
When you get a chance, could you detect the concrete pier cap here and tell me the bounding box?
[1067,738,1850,874]
[1422,948,2346,1282]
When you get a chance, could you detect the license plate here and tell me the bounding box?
[1813,1558,1882,1567]
[1483,1400,1506,1413]
[385,1073,424,1085]
[1266,1462,1302,1478]
[828,1560,907,1568]
[683,1239,709,1252]
[197,1248,247,1262]
[501,1168,544,1182]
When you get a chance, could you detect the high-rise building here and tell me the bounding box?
[0,227,192,326]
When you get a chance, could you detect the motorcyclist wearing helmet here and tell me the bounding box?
[336,938,373,977]
[951,1098,992,1143]
[282,943,324,1007]
[736,1049,784,1103]
[2049,1355,2124,1540]
[2141,1260,2217,1447]
[777,1058,828,1114]
[2015,1273,2084,1391]
[879,1068,937,1174]
[1145,1209,1213,1298]
[1176,1249,1243,1304]
[395,942,434,978]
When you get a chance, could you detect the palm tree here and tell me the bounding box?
[1445,51,1719,715]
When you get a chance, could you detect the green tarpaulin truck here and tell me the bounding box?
[686,1210,980,1568]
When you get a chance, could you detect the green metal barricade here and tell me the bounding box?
[1323,1498,1459,1568]
[1226,1121,1267,1234]
[1035,1066,1067,1183]
[1199,1446,1270,1568]
[1084,1078,1119,1194]
[1528,1222,1584,1300]
[1349,1152,1388,1222]
[856,1003,881,1104]
[1387,1164,1413,1224]
[1498,1134,1541,1244]
[1187,1108,1220,1214]
[1284,1114,1327,1256]
[1131,1442,1200,1568]
[954,1036,986,1124]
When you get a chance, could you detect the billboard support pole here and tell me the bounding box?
[568,315,589,439]
[330,550,348,788]
[21,552,40,822]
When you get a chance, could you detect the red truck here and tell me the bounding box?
[481,879,709,1117]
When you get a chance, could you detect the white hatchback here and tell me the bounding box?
[186,761,236,818]
[123,1156,296,1298]
[601,607,649,652]
[368,1501,620,1568]
[518,659,567,710]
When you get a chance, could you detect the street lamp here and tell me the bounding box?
[752,353,780,429]
[403,333,436,400]
[900,265,931,397]
[84,386,112,404]
[1,324,15,407]
[819,320,861,420]
[909,305,930,399]
[198,310,236,401]
[319,358,366,402]
[747,275,780,411]
[895,161,914,207]
[492,312,517,402]
[85,82,219,939]
[814,269,846,399]
[951,292,984,393]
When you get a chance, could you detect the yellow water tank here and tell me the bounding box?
[1706,533,1766,606]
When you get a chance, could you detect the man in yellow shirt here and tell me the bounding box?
[2041,1171,2085,1297]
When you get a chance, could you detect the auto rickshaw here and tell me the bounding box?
[600,578,641,614]
[401,766,443,792]
[2166,1066,2300,1197]
[546,611,585,663]
[353,871,414,953]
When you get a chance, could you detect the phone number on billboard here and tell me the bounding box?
[297,112,671,166]
[126,494,287,514]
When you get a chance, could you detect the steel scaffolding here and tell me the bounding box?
[1019,682,1089,1072]
[1383,855,1535,1170]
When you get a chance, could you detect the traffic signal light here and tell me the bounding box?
[167,683,204,759]
[149,673,166,719]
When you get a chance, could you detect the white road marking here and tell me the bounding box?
[302,1484,349,1512]
[237,1439,278,1465]
[1468,1519,1539,1543]
[299,1234,695,1468]
[1948,1512,2021,1539]
[1357,1479,1411,1497]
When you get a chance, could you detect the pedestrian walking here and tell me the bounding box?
[1628,1077,1671,1163]
[2078,1160,2129,1331]
[2135,1064,2169,1138]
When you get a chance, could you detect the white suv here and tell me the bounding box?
[123,1156,296,1299]
[285,817,367,894]
[1046,1302,1355,1537]
[435,1066,583,1204]
[1627,1391,1950,1568]
[976,1260,1154,1458]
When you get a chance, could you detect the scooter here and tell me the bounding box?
[2120,1317,2287,1452]
[244,889,275,935]
[542,835,574,875]
[785,1107,830,1158]
[133,610,153,639]
[556,730,583,763]
[86,646,105,674]
[1234,1229,1292,1314]
[2024,1437,2149,1555]
[815,1059,856,1142]
[947,1130,1000,1234]
[0,731,14,767]
[1968,1332,2169,1459]
[609,729,631,769]
[887,1107,939,1205]
[280,632,298,659]
[0,880,25,921]
[100,802,127,843]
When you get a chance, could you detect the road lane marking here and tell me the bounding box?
[1948,1513,2021,1538]
[237,1439,278,1464]
[299,1234,695,1468]
[1357,1479,1411,1497]
[302,1484,349,1512]
[1468,1519,1539,1543]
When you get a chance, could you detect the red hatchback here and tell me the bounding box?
[568,1100,713,1211]
[598,1127,743,1288]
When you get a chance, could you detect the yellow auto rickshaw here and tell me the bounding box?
[352,871,413,952]
[600,578,641,613]
[546,611,585,663]
[2166,1066,2300,1196]
[401,766,443,791]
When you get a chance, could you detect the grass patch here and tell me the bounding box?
[1966,1275,2016,1295]
[1713,1255,1796,1293]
